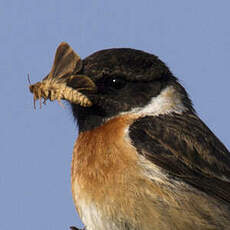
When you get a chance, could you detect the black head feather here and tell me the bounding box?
[70,48,194,132]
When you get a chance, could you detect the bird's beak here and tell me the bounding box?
[29,42,96,108]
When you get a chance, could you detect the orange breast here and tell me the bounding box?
[71,115,157,228]
[71,115,140,200]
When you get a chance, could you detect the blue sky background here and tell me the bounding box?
[1,1,230,229]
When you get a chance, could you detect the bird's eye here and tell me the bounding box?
[105,77,126,89]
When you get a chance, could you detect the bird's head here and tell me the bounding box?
[30,42,194,132]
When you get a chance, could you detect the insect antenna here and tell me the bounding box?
[27,73,32,85]
[27,73,37,109]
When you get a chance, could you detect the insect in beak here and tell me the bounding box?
[29,42,96,109]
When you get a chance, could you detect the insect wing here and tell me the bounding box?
[47,42,82,81]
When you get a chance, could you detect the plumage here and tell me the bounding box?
[129,113,230,202]
[30,43,230,230]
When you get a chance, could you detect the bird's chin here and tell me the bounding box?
[71,102,107,132]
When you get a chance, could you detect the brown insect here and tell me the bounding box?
[29,42,93,109]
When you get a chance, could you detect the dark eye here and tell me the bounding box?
[105,77,126,89]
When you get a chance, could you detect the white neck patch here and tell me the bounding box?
[123,85,187,117]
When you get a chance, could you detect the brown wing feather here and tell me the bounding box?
[129,112,230,203]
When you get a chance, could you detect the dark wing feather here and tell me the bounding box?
[129,112,230,203]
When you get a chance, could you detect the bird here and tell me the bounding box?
[30,43,230,230]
